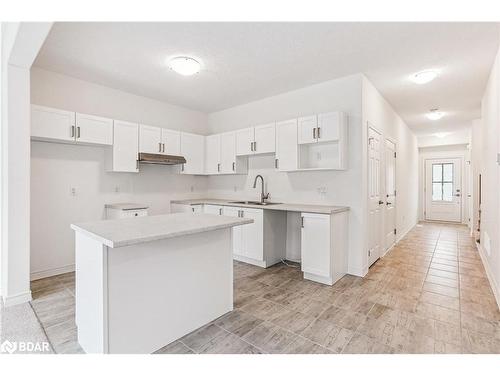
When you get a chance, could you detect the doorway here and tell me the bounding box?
[424,158,462,222]
[384,139,397,250]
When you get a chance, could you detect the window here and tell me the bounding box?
[432,163,453,201]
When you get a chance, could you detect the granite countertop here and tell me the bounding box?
[71,212,253,248]
[105,203,149,210]
[171,198,349,215]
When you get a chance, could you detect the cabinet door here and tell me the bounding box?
[31,105,76,142]
[241,208,264,261]
[254,123,275,154]
[235,127,254,156]
[317,112,342,142]
[275,119,298,171]
[161,128,181,155]
[75,113,113,145]
[139,125,162,154]
[205,134,221,174]
[204,204,223,215]
[191,204,203,213]
[297,115,318,144]
[301,213,331,278]
[180,132,205,175]
[223,207,244,257]
[220,132,237,174]
[113,120,139,172]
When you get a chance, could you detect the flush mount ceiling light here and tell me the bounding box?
[168,56,201,76]
[426,109,445,121]
[434,132,450,138]
[410,70,438,84]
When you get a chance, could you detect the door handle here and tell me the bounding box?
[378,200,384,205]
[455,194,461,197]
[386,202,392,205]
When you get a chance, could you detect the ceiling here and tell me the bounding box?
[34,22,499,136]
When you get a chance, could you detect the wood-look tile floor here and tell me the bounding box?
[30,222,500,354]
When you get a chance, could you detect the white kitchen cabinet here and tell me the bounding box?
[180,132,205,175]
[203,204,224,216]
[222,206,245,258]
[253,123,275,154]
[235,127,254,156]
[161,128,181,155]
[31,105,76,143]
[205,134,221,174]
[191,204,203,213]
[139,125,162,154]
[240,208,264,262]
[107,120,139,173]
[300,211,348,285]
[275,118,298,171]
[75,113,113,145]
[317,112,344,142]
[298,115,318,145]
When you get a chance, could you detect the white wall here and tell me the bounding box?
[361,77,419,255]
[30,69,209,279]
[417,128,472,148]
[418,144,470,223]
[477,43,500,307]
[471,119,482,235]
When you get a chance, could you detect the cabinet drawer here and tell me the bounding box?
[122,209,148,218]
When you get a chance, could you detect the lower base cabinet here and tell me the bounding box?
[300,211,348,285]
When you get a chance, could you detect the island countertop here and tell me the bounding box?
[71,212,253,248]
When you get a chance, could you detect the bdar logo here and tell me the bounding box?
[0,340,17,354]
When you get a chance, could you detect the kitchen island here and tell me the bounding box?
[70,212,252,354]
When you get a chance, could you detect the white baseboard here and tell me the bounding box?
[476,242,500,310]
[30,264,75,281]
[348,265,368,277]
[396,222,416,243]
[2,291,32,307]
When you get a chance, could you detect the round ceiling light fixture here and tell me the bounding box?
[426,109,445,121]
[410,70,438,84]
[168,56,201,76]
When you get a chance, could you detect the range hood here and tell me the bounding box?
[138,153,186,165]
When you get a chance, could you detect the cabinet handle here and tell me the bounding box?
[317,127,321,139]
[70,126,75,138]
[158,142,162,152]
[253,141,257,152]
[301,217,304,228]
[76,126,81,138]
[250,141,254,152]
[313,127,316,139]
[275,159,279,169]
[162,143,165,152]
[219,208,223,215]
[240,210,244,218]
[136,159,139,170]
[232,161,235,171]
[217,163,220,172]
[181,164,184,172]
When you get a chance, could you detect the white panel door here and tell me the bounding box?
[236,127,254,156]
[75,113,113,145]
[205,134,221,174]
[241,208,264,261]
[180,132,205,175]
[223,207,244,257]
[254,123,276,154]
[425,158,462,222]
[317,112,342,143]
[368,127,383,266]
[161,129,181,155]
[139,124,162,154]
[31,105,76,142]
[112,120,139,172]
[275,119,298,171]
[301,213,330,278]
[384,139,396,250]
[297,115,318,144]
[220,132,237,174]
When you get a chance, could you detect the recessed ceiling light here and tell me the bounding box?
[434,132,449,138]
[168,56,201,76]
[410,70,438,84]
[426,109,445,121]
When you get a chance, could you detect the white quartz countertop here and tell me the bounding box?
[71,212,253,248]
[171,198,349,215]
[105,203,149,210]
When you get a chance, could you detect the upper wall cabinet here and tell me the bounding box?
[107,120,139,173]
[75,113,113,145]
[235,123,275,156]
[298,112,345,144]
[275,119,298,171]
[162,128,181,156]
[180,132,205,175]
[139,124,181,155]
[31,105,76,143]
[205,132,247,175]
[205,134,221,174]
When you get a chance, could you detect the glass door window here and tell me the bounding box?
[432,163,453,201]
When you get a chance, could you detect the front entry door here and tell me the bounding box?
[368,127,383,266]
[384,140,396,250]
[425,158,462,222]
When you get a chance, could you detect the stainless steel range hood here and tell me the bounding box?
[138,153,186,165]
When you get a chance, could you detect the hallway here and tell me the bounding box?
[20,221,499,354]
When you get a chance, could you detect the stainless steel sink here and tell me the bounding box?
[228,201,281,206]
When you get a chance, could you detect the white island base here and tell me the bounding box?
[72,213,250,354]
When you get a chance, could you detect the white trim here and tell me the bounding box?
[349,265,368,277]
[303,272,333,286]
[2,291,32,307]
[30,264,75,281]
[396,223,415,244]
[232,254,267,268]
[476,242,500,310]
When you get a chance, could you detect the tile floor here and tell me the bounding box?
[30,222,500,354]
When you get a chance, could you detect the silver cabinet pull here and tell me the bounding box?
[301,217,304,228]
[275,159,279,169]
[181,164,184,172]
[253,141,257,152]
[219,208,222,215]
[313,127,317,139]
[136,160,139,170]
[317,127,321,139]
[250,141,254,152]
[162,143,165,152]
[158,142,162,152]
[217,163,220,172]
[70,126,75,138]
[240,210,244,218]
[76,126,81,138]
[232,161,235,171]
